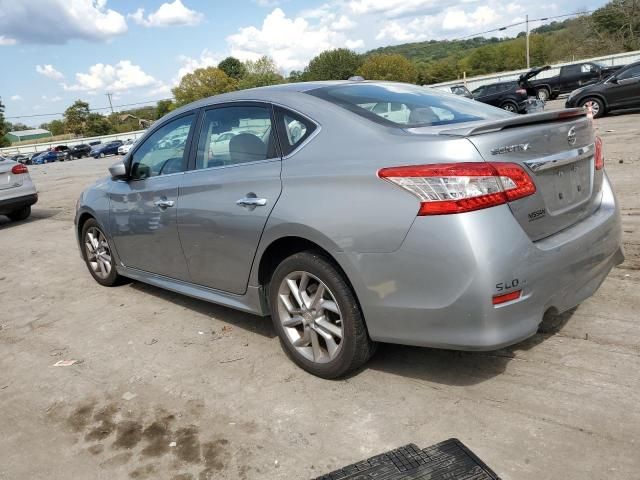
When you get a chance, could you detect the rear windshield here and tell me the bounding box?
[307,82,511,127]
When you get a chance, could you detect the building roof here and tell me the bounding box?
[8,128,51,137]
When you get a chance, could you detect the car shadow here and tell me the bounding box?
[607,107,640,117]
[128,281,276,339]
[363,308,576,386]
[0,208,62,230]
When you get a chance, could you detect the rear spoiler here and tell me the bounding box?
[435,108,586,137]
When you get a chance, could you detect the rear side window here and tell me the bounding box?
[309,83,511,127]
[274,106,317,156]
[618,65,640,80]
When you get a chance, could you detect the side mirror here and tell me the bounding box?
[109,160,128,180]
[609,76,618,84]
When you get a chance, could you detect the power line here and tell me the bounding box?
[5,98,172,120]
[460,10,594,40]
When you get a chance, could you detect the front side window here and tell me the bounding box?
[309,83,511,127]
[617,65,640,80]
[130,114,194,180]
[194,105,277,170]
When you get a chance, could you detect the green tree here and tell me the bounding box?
[244,56,279,75]
[288,70,304,82]
[64,100,90,135]
[172,67,238,107]
[0,100,10,147]
[591,0,640,50]
[156,99,175,119]
[85,113,113,136]
[357,54,417,83]
[238,56,284,90]
[304,49,363,80]
[41,119,65,136]
[218,56,247,80]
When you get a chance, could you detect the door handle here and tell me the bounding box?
[154,199,175,209]
[236,196,267,210]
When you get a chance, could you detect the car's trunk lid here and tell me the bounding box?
[419,109,603,241]
[0,159,24,191]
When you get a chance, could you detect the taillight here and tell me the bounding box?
[378,162,536,215]
[11,164,28,175]
[515,88,527,95]
[594,136,604,170]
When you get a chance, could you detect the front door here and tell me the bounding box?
[177,103,284,294]
[109,112,196,280]
[607,64,640,109]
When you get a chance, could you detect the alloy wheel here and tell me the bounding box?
[583,99,600,116]
[502,103,517,112]
[85,227,112,279]
[277,271,344,363]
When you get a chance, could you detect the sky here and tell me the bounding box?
[0,0,609,126]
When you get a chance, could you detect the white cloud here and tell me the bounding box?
[0,35,17,46]
[129,0,203,28]
[10,95,22,101]
[36,64,64,81]
[42,95,63,102]
[442,6,500,31]
[62,60,161,93]
[348,0,441,17]
[331,15,357,30]
[227,8,364,72]
[0,0,127,44]
[175,49,223,82]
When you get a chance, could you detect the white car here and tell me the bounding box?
[117,140,135,155]
[0,156,38,221]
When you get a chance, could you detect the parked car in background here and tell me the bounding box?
[9,154,30,164]
[53,145,71,161]
[565,61,640,118]
[32,150,59,164]
[75,81,622,378]
[0,156,37,221]
[69,144,92,159]
[88,140,102,146]
[90,140,124,158]
[434,84,473,98]
[472,81,529,113]
[117,139,135,155]
[529,61,623,101]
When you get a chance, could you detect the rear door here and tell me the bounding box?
[177,102,283,294]
[443,111,602,240]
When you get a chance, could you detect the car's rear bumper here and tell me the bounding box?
[337,174,623,350]
[0,193,38,215]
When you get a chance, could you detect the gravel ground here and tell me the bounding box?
[1,101,639,480]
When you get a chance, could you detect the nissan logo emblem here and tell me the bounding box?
[567,127,577,146]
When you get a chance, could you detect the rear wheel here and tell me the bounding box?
[268,251,376,379]
[99,152,105,158]
[81,219,122,286]
[501,101,518,113]
[7,205,31,221]
[580,97,605,119]
[536,88,550,101]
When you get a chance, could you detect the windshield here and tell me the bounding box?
[308,82,511,127]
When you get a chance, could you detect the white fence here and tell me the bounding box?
[428,50,640,92]
[0,130,148,156]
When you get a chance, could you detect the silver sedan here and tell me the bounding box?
[75,81,623,378]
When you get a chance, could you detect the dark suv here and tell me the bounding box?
[69,144,92,159]
[565,61,640,118]
[472,82,528,113]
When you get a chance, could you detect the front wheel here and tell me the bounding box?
[81,219,122,286]
[580,97,605,119]
[269,251,376,379]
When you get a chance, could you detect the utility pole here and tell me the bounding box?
[105,92,117,128]
[526,14,530,69]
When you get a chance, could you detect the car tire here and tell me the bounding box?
[268,250,376,379]
[7,206,31,221]
[501,101,518,113]
[99,153,105,158]
[580,97,605,119]
[81,218,122,287]
[536,88,550,101]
